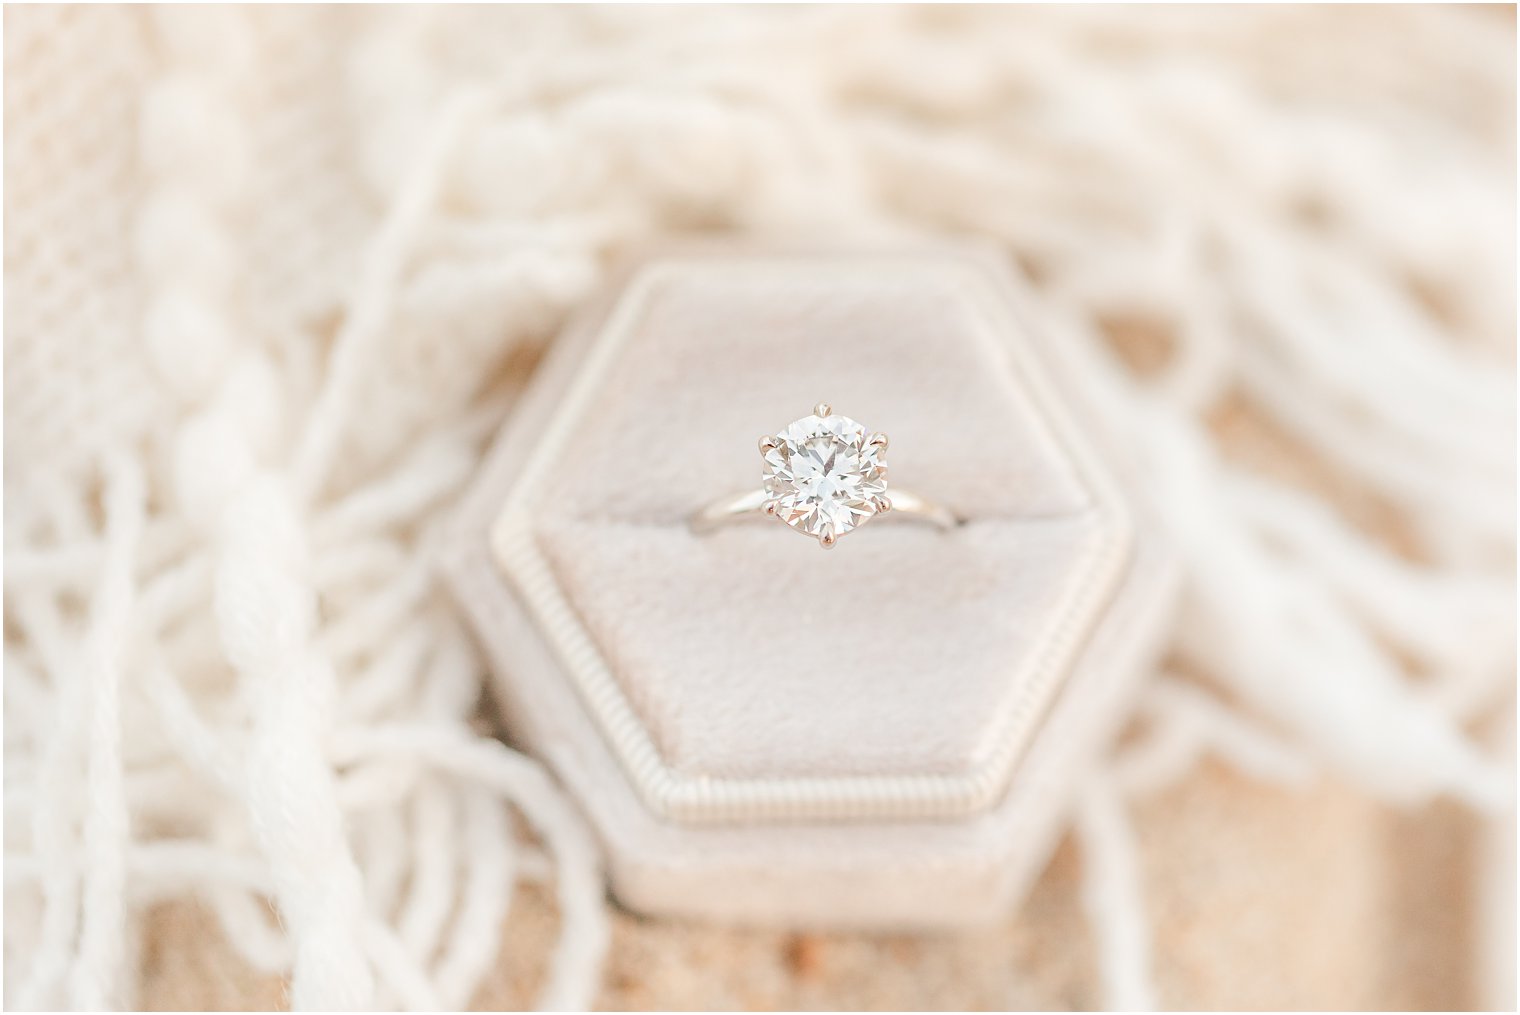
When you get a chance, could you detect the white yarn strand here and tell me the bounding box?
[217,480,375,1010]
[1077,776,1158,1012]
[69,455,147,1010]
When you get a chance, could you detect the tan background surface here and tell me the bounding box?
[139,764,1478,1011]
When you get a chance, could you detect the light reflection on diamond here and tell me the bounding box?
[761,411,887,540]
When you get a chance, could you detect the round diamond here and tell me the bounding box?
[761,411,887,540]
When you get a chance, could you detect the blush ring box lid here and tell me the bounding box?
[443,242,1178,927]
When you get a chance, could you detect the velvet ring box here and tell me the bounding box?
[443,243,1178,927]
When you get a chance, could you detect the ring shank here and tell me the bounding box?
[690,488,958,533]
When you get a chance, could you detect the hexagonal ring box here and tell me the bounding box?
[444,244,1177,927]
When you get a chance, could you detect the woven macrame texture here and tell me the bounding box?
[3,5,1514,1010]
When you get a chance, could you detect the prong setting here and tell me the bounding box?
[760,405,888,548]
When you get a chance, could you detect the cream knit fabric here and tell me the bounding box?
[4,6,1513,1010]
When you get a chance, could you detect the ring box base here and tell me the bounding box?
[444,242,1178,926]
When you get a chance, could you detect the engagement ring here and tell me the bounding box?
[691,402,957,548]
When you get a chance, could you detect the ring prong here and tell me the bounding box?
[873,495,892,513]
[814,402,832,418]
[758,435,781,454]
[867,431,889,451]
[763,500,779,517]
[818,527,837,549]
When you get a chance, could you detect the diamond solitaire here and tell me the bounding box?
[759,403,890,547]
[690,402,956,547]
